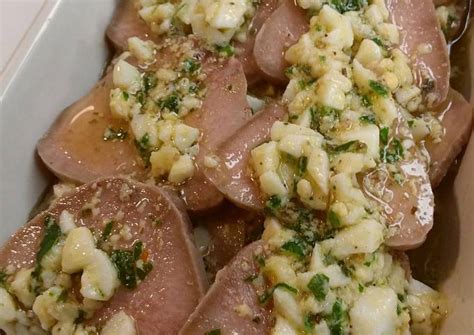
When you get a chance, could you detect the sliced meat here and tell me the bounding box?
[253,0,308,84]
[235,0,280,84]
[37,71,147,183]
[0,177,207,334]
[195,201,265,278]
[362,157,434,250]
[38,46,252,212]
[182,58,254,211]
[204,103,286,211]
[388,0,450,106]
[426,89,473,187]
[179,241,272,334]
[107,0,155,51]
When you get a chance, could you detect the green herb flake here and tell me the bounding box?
[379,127,389,145]
[358,283,365,293]
[281,239,306,259]
[158,94,181,113]
[143,73,157,93]
[33,216,61,278]
[297,156,308,176]
[135,133,151,165]
[330,0,367,13]
[307,273,330,301]
[359,114,375,125]
[57,289,68,302]
[215,43,235,57]
[304,314,316,332]
[133,241,144,261]
[407,120,414,128]
[103,127,128,142]
[111,250,137,289]
[122,91,129,101]
[136,262,153,280]
[325,299,349,335]
[205,329,221,335]
[101,221,114,242]
[265,195,282,215]
[259,282,298,304]
[182,58,200,74]
[360,94,372,107]
[369,80,389,97]
[135,90,146,105]
[331,140,367,154]
[327,210,340,228]
[371,37,384,48]
[298,78,316,90]
[380,138,404,163]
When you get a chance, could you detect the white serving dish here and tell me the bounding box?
[0,0,115,241]
[0,1,472,333]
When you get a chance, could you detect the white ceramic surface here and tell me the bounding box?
[0,0,116,243]
[0,0,46,73]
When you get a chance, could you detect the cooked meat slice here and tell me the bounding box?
[0,177,207,334]
[107,0,155,51]
[38,44,253,212]
[362,157,434,250]
[195,201,264,278]
[388,0,450,106]
[235,0,280,85]
[204,103,286,211]
[253,0,308,84]
[37,71,146,183]
[183,58,254,211]
[179,241,272,334]
[426,89,473,187]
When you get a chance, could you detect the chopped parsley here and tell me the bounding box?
[304,313,317,332]
[205,329,221,335]
[298,78,316,90]
[360,94,372,107]
[110,241,153,289]
[281,238,307,259]
[259,282,298,304]
[310,106,341,133]
[182,58,200,74]
[158,94,181,113]
[307,273,330,301]
[143,73,157,93]
[359,114,376,124]
[380,138,404,163]
[329,0,367,13]
[101,221,114,242]
[122,91,129,101]
[297,156,308,176]
[215,43,235,57]
[103,127,128,142]
[265,195,283,215]
[329,140,367,154]
[135,90,146,105]
[369,80,389,97]
[371,37,384,48]
[32,216,61,279]
[135,133,151,165]
[325,299,349,335]
[327,210,340,228]
[379,127,389,145]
